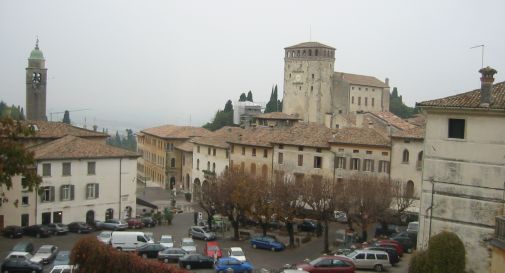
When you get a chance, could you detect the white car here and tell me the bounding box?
[228,247,246,262]
[180,237,197,253]
[96,231,112,244]
[347,249,391,272]
[159,235,174,248]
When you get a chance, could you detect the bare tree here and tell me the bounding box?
[390,179,417,224]
[248,175,275,236]
[199,178,219,230]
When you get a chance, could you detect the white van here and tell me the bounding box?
[110,231,153,251]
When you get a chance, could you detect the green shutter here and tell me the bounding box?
[70,185,75,200]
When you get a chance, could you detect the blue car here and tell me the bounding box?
[215,257,253,273]
[250,236,285,251]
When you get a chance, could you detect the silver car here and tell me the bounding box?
[96,231,112,244]
[31,245,59,264]
[347,249,391,272]
[180,237,197,253]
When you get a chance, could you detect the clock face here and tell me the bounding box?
[295,74,302,82]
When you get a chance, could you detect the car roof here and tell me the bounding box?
[8,251,30,256]
[354,249,388,254]
[219,257,241,262]
[230,247,243,251]
[14,241,33,247]
[206,241,219,246]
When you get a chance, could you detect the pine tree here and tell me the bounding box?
[246,91,253,102]
[224,100,233,113]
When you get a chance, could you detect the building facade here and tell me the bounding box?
[26,40,48,121]
[416,67,505,273]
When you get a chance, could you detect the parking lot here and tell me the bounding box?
[1,211,411,273]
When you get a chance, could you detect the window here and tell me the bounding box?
[448,118,465,139]
[208,147,211,155]
[372,98,375,107]
[366,253,375,259]
[363,159,374,172]
[358,97,361,105]
[212,163,216,172]
[316,148,322,153]
[196,159,200,170]
[402,149,410,163]
[182,154,186,166]
[335,157,346,169]
[350,158,360,170]
[406,180,415,198]
[197,146,200,153]
[378,160,390,173]
[41,186,55,202]
[417,151,423,170]
[298,155,303,166]
[21,196,29,206]
[312,74,314,79]
[279,144,284,149]
[353,149,359,153]
[226,150,229,159]
[365,97,368,106]
[213,148,216,156]
[21,214,29,227]
[60,185,75,201]
[314,156,322,168]
[207,161,210,171]
[171,158,176,168]
[311,86,313,91]
[86,183,99,199]
[263,149,268,158]
[252,148,256,156]
[230,145,234,153]
[242,147,245,155]
[278,152,283,164]
[338,148,344,152]
[42,163,51,176]
[298,146,304,151]
[87,162,96,175]
[366,150,372,155]
[382,151,389,156]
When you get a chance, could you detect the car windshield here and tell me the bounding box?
[39,247,52,253]
[231,250,244,256]
[160,237,172,243]
[182,241,194,246]
[309,257,324,265]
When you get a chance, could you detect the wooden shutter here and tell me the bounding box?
[95,183,99,198]
[343,158,347,169]
[70,185,75,200]
[60,186,64,201]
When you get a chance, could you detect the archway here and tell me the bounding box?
[406,180,415,198]
[86,210,95,225]
[105,208,114,220]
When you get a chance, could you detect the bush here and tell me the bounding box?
[428,231,465,273]
[164,207,174,224]
[409,250,431,273]
[71,236,186,273]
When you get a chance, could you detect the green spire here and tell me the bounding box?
[29,38,44,60]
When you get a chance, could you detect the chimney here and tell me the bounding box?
[479,66,497,107]
[385,78,389,86]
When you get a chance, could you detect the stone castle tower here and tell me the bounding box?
[26,39,47,121]
[282,42,335,124]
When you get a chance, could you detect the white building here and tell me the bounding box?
[416,67,505,273]
[233,101,263,126]
[30,135,139,224]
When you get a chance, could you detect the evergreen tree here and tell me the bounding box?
[224,100,233,113]
[246,91,253,102]
[265,85,280,113]
[390,87,418,118]
[239,93,247,102]
[62,110,71,124]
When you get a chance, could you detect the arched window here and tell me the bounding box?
[207,161,210,171]
[105,208,114,220]
[406,180,414,198]
[417,151,423,169]
[418,151,423,161]
[250,163,256,176]
[402,149,410,163]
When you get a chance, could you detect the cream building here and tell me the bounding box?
[254,112,301,127]
[282,41,390,126]
[416,67,505,273]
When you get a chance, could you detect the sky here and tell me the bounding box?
[1,0,504,133]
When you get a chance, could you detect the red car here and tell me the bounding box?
[376,241,403,257]
[126,218,144,229]
[297,255,355,273]
[204,241,222,259]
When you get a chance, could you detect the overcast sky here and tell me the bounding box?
[1,0,504,132]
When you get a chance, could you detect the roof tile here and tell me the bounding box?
[141,125,209,139]
[330,127,390,147]
[335,72,389,88]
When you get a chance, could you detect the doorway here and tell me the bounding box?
[105,208,114,220]
[41,212,51,225]
[53,211,63,223]
[86,210,95,225]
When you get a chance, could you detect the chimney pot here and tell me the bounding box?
[479,66,497,107]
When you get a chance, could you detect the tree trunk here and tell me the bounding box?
[232,220,239,240]
[323,218,330,253]
[286,222,295,247]
[261,223,268,236]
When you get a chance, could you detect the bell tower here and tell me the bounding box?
[26,39,48,121]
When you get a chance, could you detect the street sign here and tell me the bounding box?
[198,212,203,220]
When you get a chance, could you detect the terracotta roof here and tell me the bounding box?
[330,127,390,147]
[391,126,425,140]
[175,141,193,152]
[191,127,244,149]
[270,122,334,148]
[369,112,417,131]
[334,72,389,88]
[416,81,505,110]
[227,126,282,148]
[285,41,335,50]
[406,114,426,127]
[255,112,301,120]
[18,120,108,139]
[141,125,209,139]
[29,135,140,160]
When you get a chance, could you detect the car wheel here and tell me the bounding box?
[185,264,191,270]
[142,254,148,259]
[164,258,169,263]
[374,264,384,272]
[36,233,41,238]
[252,244,257,249]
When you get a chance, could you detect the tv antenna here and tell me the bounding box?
[470,44,485,68]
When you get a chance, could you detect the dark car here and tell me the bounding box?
[23,225,51,238]
[136,243,165,259]
[178,254,214,270]
[45,223,69,235]
[297,220,317,232]
[250,236,285,251]
[126,218,144,229]
[1,252,43,273]
[12,241,35,254]
[158,248,187,263]
[366,246,400,265]
[390,235,415,253]
[142,217,157,227]
[296,255,356,273]
[2,225,24,238]
[67,222,93,234]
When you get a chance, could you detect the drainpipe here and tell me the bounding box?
[428,178,435,246]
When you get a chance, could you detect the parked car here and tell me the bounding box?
[159,234,174,248]
[180,237,197,253]
[347,249,391,272]
[2,225,24,238]
[188,226,216,240]
[158,248,187,263]
[67,222,93,234]
[110,231,153,251]
[126,218,144,229]
[333,211,348,223]
[1,252,43,273]
[96,231,113,244]
[12,241,35,254]
[250,236,285,251]
[377,240,404,257]
[49,265,76,273]
[204,241,222,259]
[297,220,317,232]
[53,250,71,266]
[228,247,246,262]
[31,245,59,264]
[296,255,356,273]
[23,224,51,238]
[89,220,103,231]
[389,235,415,253]
[406,221,419,233]
[268,220,285,230]
[98,219,128,231]
[46,223,69,235]
[392,230,417,242]
[178,254,214,270]
[136,243,165,259]
[365,246,400,265]
[142,217,157,227]
[374,224,400,238]
[215,257,254,273]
